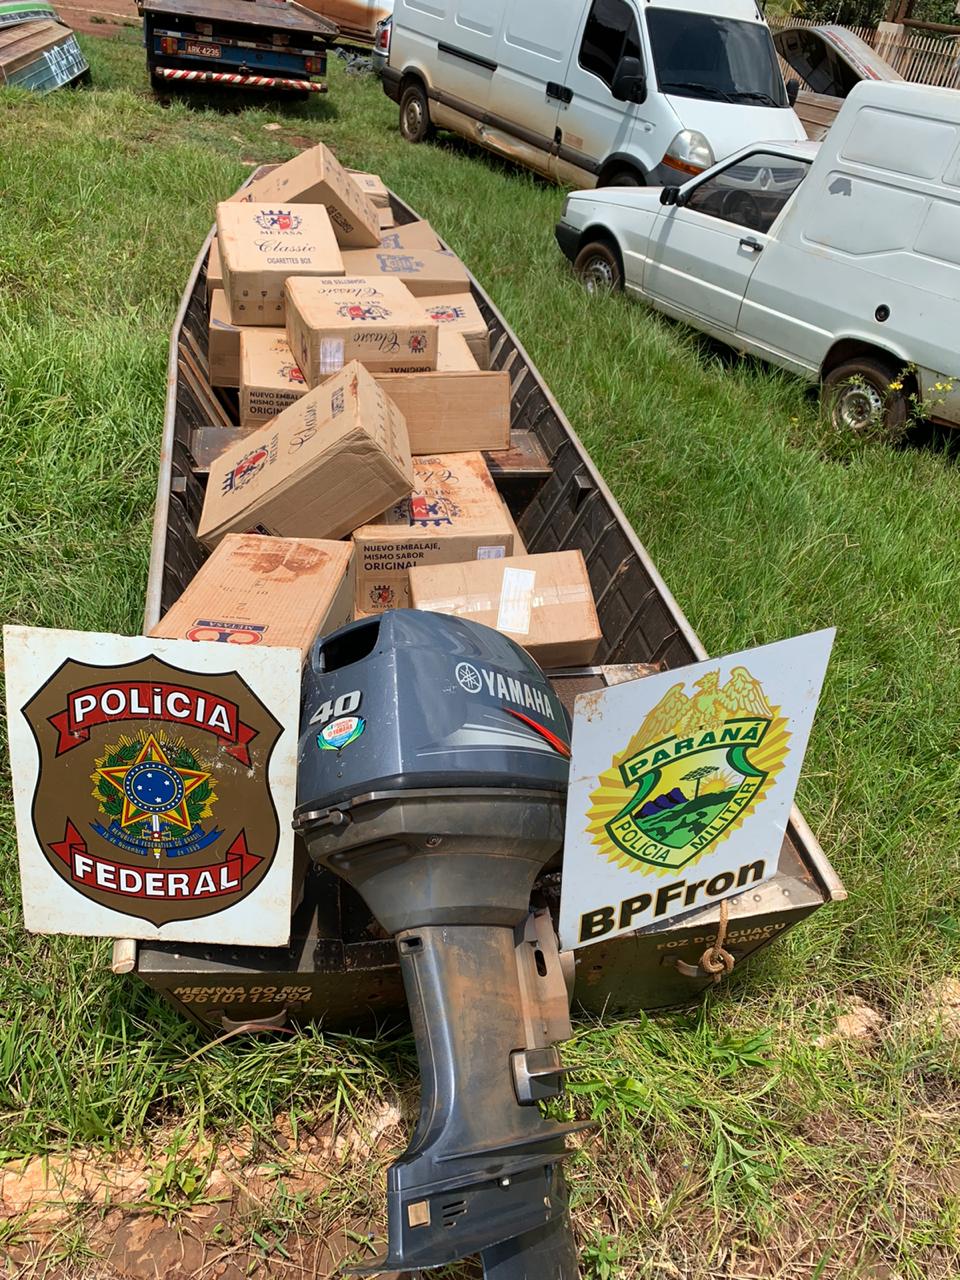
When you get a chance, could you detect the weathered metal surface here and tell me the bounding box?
[141,0,337,35]
[294,0,389,45]
[0,2,87,90]
[127,176,845,1029]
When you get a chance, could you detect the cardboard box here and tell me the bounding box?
[437,330,478,371]
[198,361,413,549]
[150,534,354,660]
[285,275,438,384]
[372,368,510,453]
[235,323,506,449]
[240,329,308,427]
[206,237,223,300]
[349,170,390,208]
[409,551,600,668]
[352,452,514,614]
[378,207,397,233]
[377,220,441,254]
[208,290,247,388]
[340,247,470,297]
[217,202,345,326]
[231,144,381,248]
[420,292,489,368]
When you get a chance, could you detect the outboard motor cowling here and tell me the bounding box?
[294,612,586,1277]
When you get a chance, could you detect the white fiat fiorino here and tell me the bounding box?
[556,80,960,434]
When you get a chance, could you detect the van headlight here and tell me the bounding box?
[663,130,714,177]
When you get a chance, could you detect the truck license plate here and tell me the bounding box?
[185,41,221,57]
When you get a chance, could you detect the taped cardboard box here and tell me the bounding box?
[352,451,514,614]
[150,534,353,661]
[208,290,247,389]
[240,329,308,427]
[238,326,509,451]
[340,247,470,297]
[206,237,223,301]
[285,275,438,385]
[409,551,600,668]
[348,170,390,208]
[230,143,380,248]
[217,202,344,326]
[420,292,490,368]
[197,361,413,549]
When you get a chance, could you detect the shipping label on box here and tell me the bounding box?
[151,534,353,660]
[285,275,438,385]
[198,361,413,548]
[231,144,381,248]
[340,247,471,297]
[4,627,300,945]
[217,202,345,326]
[409,551,601,668]
[353,451,514,613]
[240,329,309,427]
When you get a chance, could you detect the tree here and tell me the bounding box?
[681,765,718,801]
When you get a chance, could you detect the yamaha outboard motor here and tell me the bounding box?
[294,611,586,1277]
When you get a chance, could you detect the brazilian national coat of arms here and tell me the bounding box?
[586,666,790,874]
[20,655,284,928]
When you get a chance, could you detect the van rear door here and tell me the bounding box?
[485,0,586,178]
[554,0,649,181]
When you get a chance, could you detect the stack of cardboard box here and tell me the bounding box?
[155,142,601,669]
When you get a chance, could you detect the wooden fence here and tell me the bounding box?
[768,16,960,91]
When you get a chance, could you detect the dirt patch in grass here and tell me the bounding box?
[56,0,138,38]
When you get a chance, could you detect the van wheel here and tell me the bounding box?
[602,169,642,187]
[400,82,433,143]
[822,357,910,440]
[573,241,623,293]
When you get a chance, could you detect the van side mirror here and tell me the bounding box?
[612,56,646,104]
[660,186,681,206]
[786,78,800,107]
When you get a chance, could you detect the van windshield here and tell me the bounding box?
[647,11,788,107]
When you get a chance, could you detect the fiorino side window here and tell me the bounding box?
[684,152,811,233]
[578,0,644,89]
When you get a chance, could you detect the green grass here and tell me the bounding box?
[1,33,959,1277]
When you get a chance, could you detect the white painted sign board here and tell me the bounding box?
[559,630,834,950]
[4,627,300,946]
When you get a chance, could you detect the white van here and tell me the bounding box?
[555,80,960,432]
[381,0,808,187]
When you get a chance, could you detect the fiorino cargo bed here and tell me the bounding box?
[122,174,845,1032]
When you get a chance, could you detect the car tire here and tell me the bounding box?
[573,240,623,294]
[399,82,433,144]
[822,356,910,439]
[603,170,642,188]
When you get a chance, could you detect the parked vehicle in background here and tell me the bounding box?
[0,0,87,92]
[555,81,960,434]
[383,0,807,187]
[773,23,903,140]
[372,13,391,74]
[297,0,392,47]
[143,0,337,95]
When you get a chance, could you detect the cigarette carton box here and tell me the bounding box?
[198,362,413,548]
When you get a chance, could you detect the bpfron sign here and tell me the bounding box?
[559,631,834,950]
[4,628,300,945]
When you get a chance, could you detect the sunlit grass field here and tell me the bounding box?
[1,32,959,1277]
